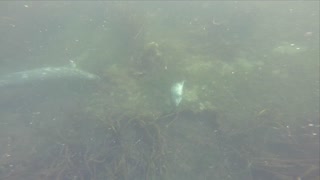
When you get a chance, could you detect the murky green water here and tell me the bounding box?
[0,1,319,180]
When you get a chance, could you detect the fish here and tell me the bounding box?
[0,61,100,88]
[171,80,185,106]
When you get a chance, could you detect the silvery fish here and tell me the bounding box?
[0,61,100,88]
[171,80,185,106]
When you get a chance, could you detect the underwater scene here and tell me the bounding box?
[0,1,319,180]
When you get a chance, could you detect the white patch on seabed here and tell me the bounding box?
[171,81,185,106]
